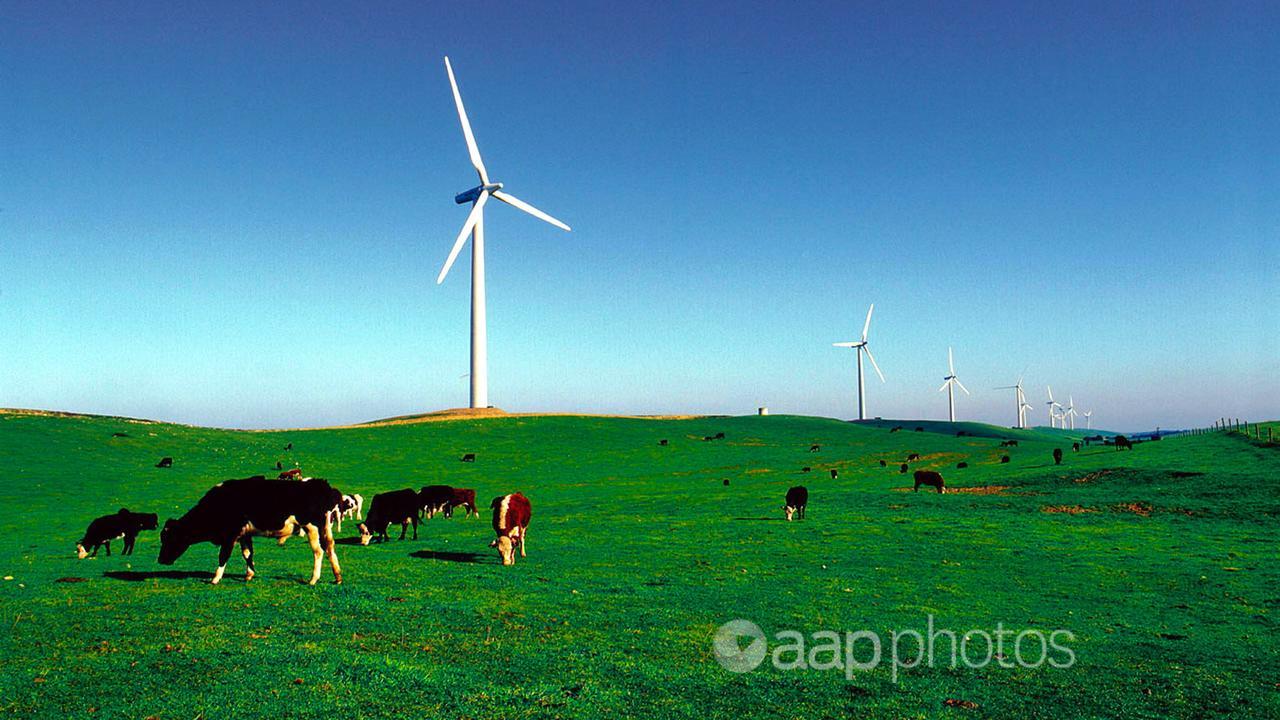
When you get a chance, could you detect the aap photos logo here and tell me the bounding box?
[712,619,768,673]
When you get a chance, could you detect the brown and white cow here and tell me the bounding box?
[913,470,945,494]
[490,492,531,566]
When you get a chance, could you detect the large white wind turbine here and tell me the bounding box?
[1083,410,1093,430]
[1065,395,1078,430]
[437,56,571,409]
[938,347,969,422]
[1045,386,1063,428]
[833,304,885,421]
[996,372,1029,428]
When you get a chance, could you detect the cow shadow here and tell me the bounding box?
[104,570,213,582]
[732,517,784,522]
[334,536,367,546]
[409,549,492,564]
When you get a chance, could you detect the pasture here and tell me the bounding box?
[0,410,1276,718]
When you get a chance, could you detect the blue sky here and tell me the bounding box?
[2,1,1276,430]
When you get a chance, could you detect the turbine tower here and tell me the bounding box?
[996,373,1029,428]
[1083,410,1093,430]
[833,304,885,421]
[437,56,572,409]
[938,347,969,422]
[1045,386,1063,428]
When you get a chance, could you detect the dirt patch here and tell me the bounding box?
[1042,505,1098,515]
[891,485,1015,495]
[1074,469,1115,484]
[1112,502,1154,517]
[745,468,773,475]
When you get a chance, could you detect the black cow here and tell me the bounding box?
[1072,442,1081,453]
[460,453,476,462]
[915,427,924,432]
[913,470,945,494]
[659,439,669,446]
[722,479,730,486]
[784,486,808,521]
[158,476,342,585]
[418,485,455,519]
[1114,435,1133,451]
[714,432,725,440]
[956,462,968,469]
[358,489,422,545]
[155,457,173,468]
[1053,448,1063,465]
[829,469,839,479]
[77,509,158,559]
[899,463,909,474]
[284,442,293,451]
[809,444,821,452]
[879,460,888,467]
[1000,455,1011,463]
[801,467,811,473]
[906,453,920,462]
[890,426,902,433]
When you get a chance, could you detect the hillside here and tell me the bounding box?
[0,411,1276,718]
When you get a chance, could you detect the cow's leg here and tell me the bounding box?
[321,519,342,584]
[89,543,100,558]
[397,520,409,541]
[304,525,323,585]
[914,482,920,493]
[519,527,527,558]
[356,499,363,520]
[411,516,419,540]
[123,534,135,555]
[240,537,256,581]
[212,540,235,585]
[104,541,112,557]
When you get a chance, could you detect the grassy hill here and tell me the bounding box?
[0,410,1276,718]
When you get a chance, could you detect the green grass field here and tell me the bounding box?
[1,410,1276,719]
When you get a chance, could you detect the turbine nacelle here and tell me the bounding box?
[455,183,504,205]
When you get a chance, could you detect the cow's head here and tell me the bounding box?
[357,523,372,546]
[784,505,796,522]
[490,535,517,566]
[157,518,191,565]
[76,543,88,559]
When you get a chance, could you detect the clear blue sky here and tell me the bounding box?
[2,1,1276,430]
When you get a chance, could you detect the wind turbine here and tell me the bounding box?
[1083,410,1093,430]
[1021,397,1036,429]
[938,347,969,422]
[833,304,885,421]
[1064,395,1078,430]
[1045,386,1063,428]
[437,56,572,409]
[996,372,1029,428]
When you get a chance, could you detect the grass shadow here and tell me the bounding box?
[104,570,212,582]
[409,549,492,564]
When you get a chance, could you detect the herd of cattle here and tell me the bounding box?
[76,428,1136,584]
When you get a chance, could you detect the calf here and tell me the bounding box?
[445,487,479,519]
[913,470,945,494]
[77,509,158,559]
[1053,448,1063,465]
[156,457,173,469]
[358,489,422,546]
[418,485,455,519]
[490,493,532,565]
[460,453,476,463]
[158,476,342,585]
[784,486,808,521]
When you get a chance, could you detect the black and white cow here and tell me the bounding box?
[157,476,343,585]
[784,486,808,521]
[77,509,158,559]
[358,489,422,545]
[332,493,363,532]
[418,485,454,519]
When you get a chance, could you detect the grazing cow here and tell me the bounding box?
[111,432,129,438]
[723,479,730,486]
[418,485,455,519]
[1072,442,1081,453]
[659,439,669,446]
[1114,435,1133,450]
[915,427,924,432]
[158,476,342,585]
[899,463,909,474]
[829,469,839,479]
[284,442,293,451]
[809,444,821,452]
[956,461,968,469]
[879,459,887,467]
[333,493,363,532]
[913,470,945,494]
[703,436,714,441]
[358,489,422,546]
[156,457,173,468]
[784,486,808,521]
[77,509,158,559]
[278,468,302,480]
[1000,455,1011,463]
[1053,448,1063,465]
[906,453,920,462]
[890,426,902,433]
[460,453,476,463]
[490,493,532,566]
[801,467,811,473]
[714,432,725,440]
[445,487,479,519]
[1000,440,1020,448]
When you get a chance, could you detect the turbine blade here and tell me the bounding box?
[948,347,954,375]
[437,190,489,284]
[444,56,489,185]
[938,380,950,393]
[491,190,571,231]
[955,378,970,395]
[863,345,885,383]
[832,342,860,348]
[861,303,874,342]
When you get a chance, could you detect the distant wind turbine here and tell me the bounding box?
[996,371,1029,428]
[938,347,969,422]
[1083,410,1093,430]
[1046,386,1063,428]
[833,304,885,421]
[437,56,572,409]
[1065,395,1078,430]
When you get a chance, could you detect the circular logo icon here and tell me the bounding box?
[712,619,767,673]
